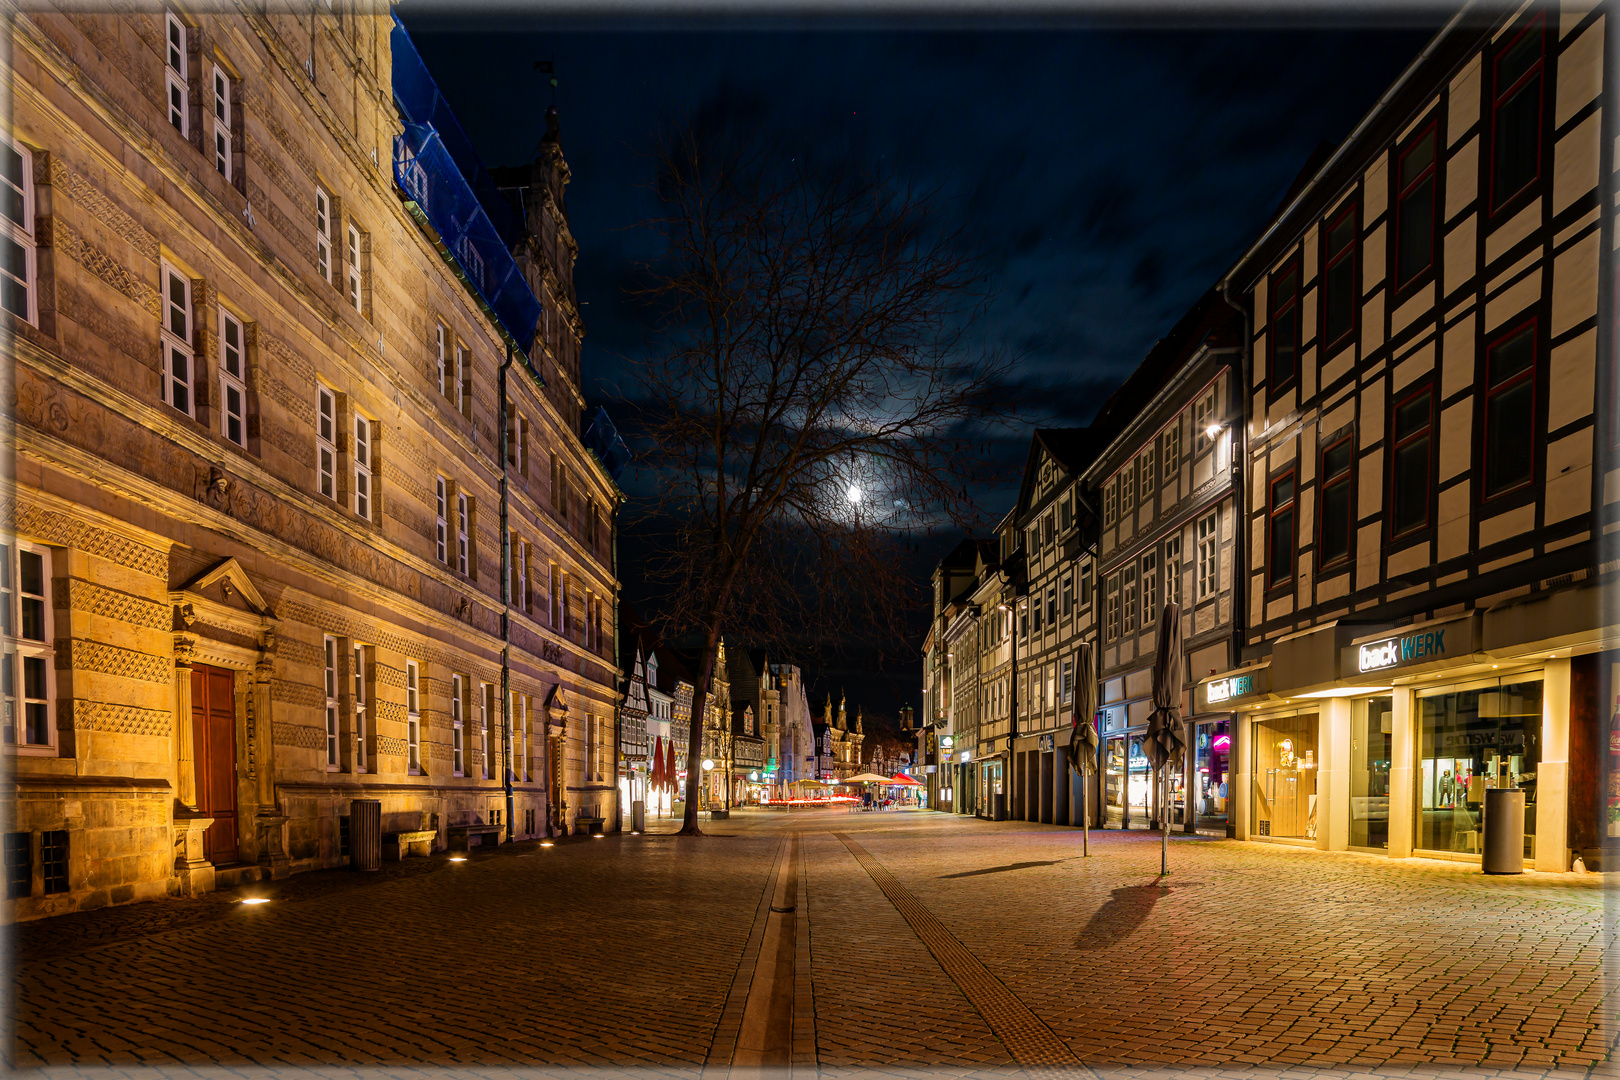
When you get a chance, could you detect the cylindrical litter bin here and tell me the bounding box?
[993,792,1008,822]
[1483,788,1525,875]
[350,798,382,872]
[632,799,646,832]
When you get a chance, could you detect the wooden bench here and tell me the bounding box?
[446,823,503,850]
[383,829,437,861]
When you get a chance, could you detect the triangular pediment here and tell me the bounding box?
[179,557,271,617]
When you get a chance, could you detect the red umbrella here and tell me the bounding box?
[649,736,665,792]
[666,738,679,794]
[890,773,921,786]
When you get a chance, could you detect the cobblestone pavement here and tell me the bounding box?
[9,809,1616,1079]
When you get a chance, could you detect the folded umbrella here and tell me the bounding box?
[1144,602,1186,874]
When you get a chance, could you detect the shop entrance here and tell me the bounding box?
[1195,720,1231,833]
[1350,697,1393,850]
[1251,712,1320,841]
[1127,735,1151,828]
[1417,677,1541,858]
[1104,736,1125,826]
[191,664,238,864]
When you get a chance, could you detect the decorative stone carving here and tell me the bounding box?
[172,809,215,896]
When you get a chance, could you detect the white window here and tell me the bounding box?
[1104,573,1120,641]
[456,491,469,575]
[316,385,336,500]
[1103,481,1116,527]
[1195,389,1217,453]
[323,635,338,769]
[352,644,367,773]
[346,223,363,314]
[454,342,468,417]
[451,673,465,776]
[1141,550,1158,628]
[0,138,37,325]
[479,682,492,779]
[159,263,194,416]
[434,476,448,564]
[353,414,372,520]
[1165,535,1182,608]
[436,325,448,397]
[218,308,246,447]
[315,187,333,284]
[1163,423,1180,483]
[1197,512,1218,601]
[212,66,232,180]
[165,13,188,137]
[2,543,53,752]
[1062,659,1073,706]
[406,660,421,774]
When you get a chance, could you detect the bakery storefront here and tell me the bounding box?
[1212,599,1613,872]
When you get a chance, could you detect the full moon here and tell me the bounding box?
[846,486,862,504]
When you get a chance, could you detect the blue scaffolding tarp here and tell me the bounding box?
[391,16,538,355]
[583,406,631,483]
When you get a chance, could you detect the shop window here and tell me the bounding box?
[1268,260,1300,392]
[1489,16,1545,214]
[1322,200,1358,352]
[1416,678,1542,857]
[1252,713,1319,840]
[3,542,54,752]
[1350,696,1393,851]
[1318,438,1354,569]
[1,138,37,325]
[4,831,29,898]
[1390,385,1434,538]
[1482,321,1536,500]
[1395,123,1438,289]
[41,829,67,894]
[1267,472,1297,588]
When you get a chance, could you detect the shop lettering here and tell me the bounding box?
[1359,629,1448,673]
[1207,674,1254,704]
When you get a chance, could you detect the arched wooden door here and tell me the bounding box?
[191,665,239,864]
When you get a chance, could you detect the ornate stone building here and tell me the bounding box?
[3,5,621,920]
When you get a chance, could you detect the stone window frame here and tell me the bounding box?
[0,137,36,326]
[165,11,189,137]
[160,260,196,418]
[352,411,374,522]
[451,672,466,777]
[315,383,337,501]
[217,305,247,448]
[2,541,55,755]
[315,186,334,285]
[405,660,421,775]
[434,476,448,564]
[322,635,339,770]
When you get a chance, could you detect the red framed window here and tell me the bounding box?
[1389,385,1434,538]
[1322,201,1358,352]
[1490,15,1545,214]
[1394,123,1437,290]
[1318,437,1354,569]
[1268,259,1301,392]
[1267,471,1297,588]
[1482,320,1536,499]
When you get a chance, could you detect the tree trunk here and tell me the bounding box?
[679,614,726,835]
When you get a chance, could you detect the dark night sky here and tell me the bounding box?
[402,12,1440,733]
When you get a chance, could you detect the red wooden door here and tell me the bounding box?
[191,665,238,864]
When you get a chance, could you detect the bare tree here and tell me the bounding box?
[627,116,1014,834]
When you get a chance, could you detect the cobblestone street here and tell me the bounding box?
[10,809,1615,1079]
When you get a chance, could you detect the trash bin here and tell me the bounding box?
[632,799,646,832]
[993,792,1007,822]
[1483,788,1525,875]
[350,798,382,872]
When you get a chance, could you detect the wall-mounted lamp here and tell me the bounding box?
[1204,423,1224,439]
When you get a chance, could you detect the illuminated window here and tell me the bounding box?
[160,263,194,416]
[218,309,246,447]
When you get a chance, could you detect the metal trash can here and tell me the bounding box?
[1483,788,1525,875]
[632,799,646,832]
[350,798,382,872]
[993,793,1007,821]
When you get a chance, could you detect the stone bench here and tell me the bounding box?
[575,816,606,835]
[446,823,503,850]
[382,829,438,861]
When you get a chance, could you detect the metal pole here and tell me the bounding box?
[1082,770,1089,857]
[1160,767,1169,876]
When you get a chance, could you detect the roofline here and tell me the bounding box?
[1081,344,1242,485]
[1220,2,1477,294]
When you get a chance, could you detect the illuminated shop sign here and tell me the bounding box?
[940,735,955,751]
[1346,616,1476,677]
[1199,667,1270,710]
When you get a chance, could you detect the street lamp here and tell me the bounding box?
[701,758,715,811]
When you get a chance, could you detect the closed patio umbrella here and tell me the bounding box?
[1144,602,1186,876]
[1065,640,1099,856]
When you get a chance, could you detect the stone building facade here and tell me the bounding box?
[4,5,620,920]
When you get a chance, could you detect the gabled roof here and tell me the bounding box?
[1012,427,1098,527]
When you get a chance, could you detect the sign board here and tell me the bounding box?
[1343,615,1478,678]
[1038,733,1055,752]
[940,735,955,751]
[1199,667,1270,711]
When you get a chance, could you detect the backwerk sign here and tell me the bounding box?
[1199,666,1271,711]
[1344,615,1478,678]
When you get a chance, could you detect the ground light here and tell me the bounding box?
[593,834,605,839]
[239,897,270,905]
[541,841,554,847]
[448,856,467,862]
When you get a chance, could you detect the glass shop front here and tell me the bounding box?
[1250,711,1320,841]
[1414,676,1542,859]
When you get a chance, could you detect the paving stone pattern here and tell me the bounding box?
[10,811,1617,1080]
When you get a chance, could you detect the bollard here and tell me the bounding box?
[350,798,382,871]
